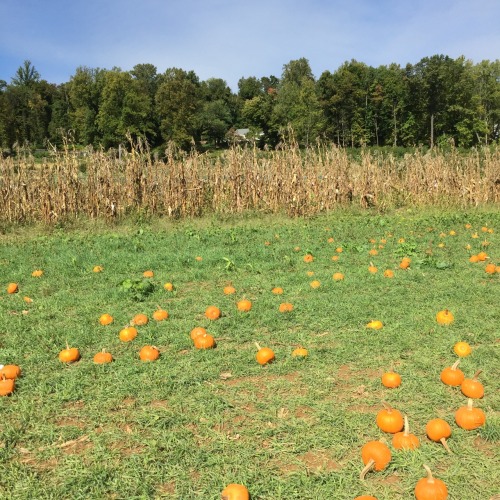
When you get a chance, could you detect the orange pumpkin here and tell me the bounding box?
[236,299,252,312]
[426,418,452,453]
[455,398,486,430]
[414,465,448,500]
[220,483,249,500]
[461,370,484,399]
[368,262,378,274]
[223,285,236,295]
[399,257,411,270]
[119,326,138,342]
[93,265,104,273]
[436,309,454,325]
[310,280,321,289]
[99,313,114,326]
[193,333,216,349]
[190,326,207,341]
[163,282,174,291]
[381,371,401,388]
[131,313,149,326]
[7,283,18,294]
[271,286,284,294]
[205,306,221,320]
[58,343,80,363]
[359,440,391,480]
[366,320,383,330]
[453,341,471,357]
[278,302,294,313]
[376,403,404,434]
[291,347,308,358]
[139,345,160,361]
[0,375,15,396]
[93,349,113,364]
[303,254,314,263]
[143,270,154,278]
[31,269,44,277]
[392,415,420,450]
[440,360,464,386]
[383,269,394,278]
[332,272,345,281]
[485,262,496,274]
[152,308,169,321]
[255,343,275,365]
[0,364,21,380]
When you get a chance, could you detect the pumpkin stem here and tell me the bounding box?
[359,458,375,480]
[423,464,435,483]
[403,415,410,436]
[467,398,474,410]
[472,369,482,380]
[451,359,461,370]
[440,437,452,454]
[381,401,392,411]
[254,342,262,351]
[66,340,70,350]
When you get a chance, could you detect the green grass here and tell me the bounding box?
[1,209,499,499]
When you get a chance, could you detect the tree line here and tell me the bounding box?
[0,55,499,153]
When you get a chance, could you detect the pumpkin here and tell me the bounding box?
[306,271,315,277]
[152,308,169,321]
[310,280,321,289]
[359,440,391,480]
[0,364,21,380]
[455,398,486,430]
[440,360,464,386]
[236,299,252,312]
[143,270,154,278]
[292,347,308,358]
[93,265,103,273]
[376,403,404,433]
[255,342,275,365]
[383,269,394,278]
[131,313,149,326]
[271,286,284,294]
[119,326,138,342]
[392,415,420,450]
[436,309,454,325]
[164,282,174,291]
[31,269,43,277]
[190,326,207,341]
[193,333,216,349]
[7,283,18,294]
[453,341,471,357]
[93,349,113,364]
[335,247,343,253]
[58,343,80,363]
[477,251,488,261]
[369,248,378,256]
[139,345,160,361]
[485,262,496,274]
[366,320,383,330]
[414,464,448,500]
[278,302,294,313]
[205,305,221,320]
[0,375,15,396]
[195,256,203,261]
[461,370,484,399]
[368,262,378,274]
[426,418,452,453]
[381,371,401,388]
[332,272,345,281]
[303,254,314,263]
[220,483,249,500]
[399,257,411,269]
[99,313,114,326]
[223,285,236,295]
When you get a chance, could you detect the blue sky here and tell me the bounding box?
[1,0,499,90]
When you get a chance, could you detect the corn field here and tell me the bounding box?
[1,142,499,224]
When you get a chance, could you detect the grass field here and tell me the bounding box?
[1,209,499,499]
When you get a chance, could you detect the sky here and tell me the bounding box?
[1,0,499,91]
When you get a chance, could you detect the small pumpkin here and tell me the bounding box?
[93,265,104,273]
[0,375,15,396]
[485,262,496,274]
[152,308,169,321]
[58,343,80,363]
[368,262,378,274]
[236,299,252,312]
[99,313,114,326]
[399,257,411,270]
[477,251,488,261]
[381,371,401,388]
[193,333,216,349]
[453,341,471,357]
[426,418,452,453]
[455,398,486,430]
[383,269,394,278]
[461,370,484,399]
[139,345,160,361]
[0,364,21,380]
[291,347,308,358]
[332,272,345,281]
[414,464,448,500]
[190,326,207,341]
[359,440,391,480]
[223,285,236,295]
[7,283,18,294]
[163,282,174,291]
[255,342,275,365]
[271,286,284,294]
[220,483,249,500]
[205,305,221,320]
[469,254,479,263]
[436,309,454,325]
[143,270,154,278]
[93,349,113,364]
[303,253,314,263]
[310,280,321,289]
[440,360,464,386]
[278,302,294,313]
[366,320,383,330]
[31,269,44,277]
[376,402,404,434]
[392,415,420,450]
[131,313,149,326]
[119,326,138,342]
